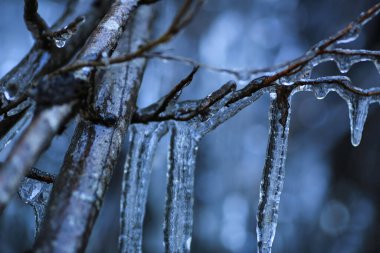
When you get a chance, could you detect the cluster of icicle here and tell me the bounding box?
[13,5,380,253]
[117,17,380,253]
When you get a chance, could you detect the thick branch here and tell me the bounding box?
[0,0,114,152]
[1,0,113,106]
[33,5,154,253]
[0,0,139,214]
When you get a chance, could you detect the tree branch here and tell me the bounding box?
[53,0,204,74]
[33,5,154,253]
[26,168,56,184]
[24,0,50,47]
[0,103,74,213]
[0,0,114,152]
[0,0,140,214]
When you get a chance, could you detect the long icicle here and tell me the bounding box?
[119,123,167,253]
[256,86,292,253]
[164,121,200,253]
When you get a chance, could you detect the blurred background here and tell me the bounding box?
[1,0,380,252]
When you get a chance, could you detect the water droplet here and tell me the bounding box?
[54,38,66,48]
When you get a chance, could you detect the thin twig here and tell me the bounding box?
[24,0,49,46]
[154,66,199,116]
[139,0,161,4]
[26,168,56,184]
[133,81,237,123]
[53,0,204,74]
[226,2,380,104]
[47,16,86,48]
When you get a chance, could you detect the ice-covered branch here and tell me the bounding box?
[0,0,140,215]
[33,5,154,252]
[23,0,50,46]
[0,103,73,214]
[133,80,237,123]
[47,16,86,49]
[24,0,87,49]
[135,3,380,83]
[256,86,292,253]
[120,123,168,253]
[53,0,204,74]
[153,66,199,117]
[164,121,200,253]
[1,0,113,106]
[0,0,114,152]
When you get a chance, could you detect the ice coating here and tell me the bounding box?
[347,96,370,147]
[256,88,292,253]
[164,122,200,253]
[336,24,361,44]
[119,123,167,253]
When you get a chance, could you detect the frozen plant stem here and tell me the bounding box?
[33,4,152,252]
[164,122,200,253]
[119,123,167,253]
[257,87,292,253]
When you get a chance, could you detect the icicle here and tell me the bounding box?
[164,122,200,253]
[347,95,370,147]
[18,178,53,236]
[257,87,292,253]
[335,57,351,73]
[374,60,380,74]
[119,123,167,253]
[313,85,329,100]
[334,54,366,74]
